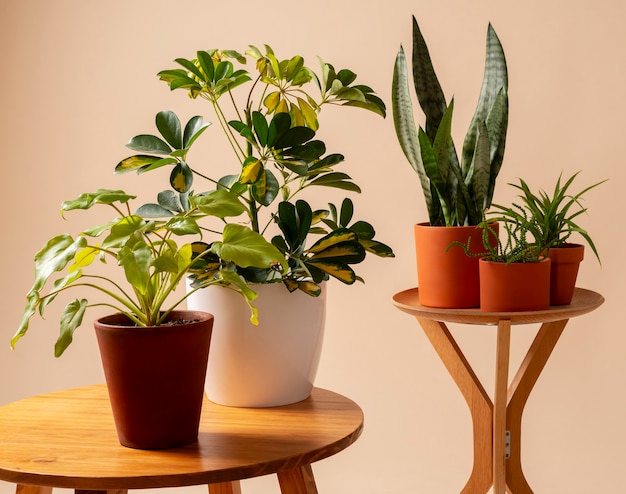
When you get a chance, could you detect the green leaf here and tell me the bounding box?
[55,299,87,357]
[170,162,193,193]
[195,189,247,218]
[115,155,163,174]
[339,198,354,227]
[165,217,201,236]
[118,240,152,295]
[252,111,269,147]
[183,116,211,149]
[135,203,174,218]
[308,172,361,192]
[62,190,136,212]
[308,228,358,254]
[252,169,279,206]
[305,259,356,284]
[212,224,287,271]
[156,111,183,149]
[126,134,172,155]
[102,215,146,249]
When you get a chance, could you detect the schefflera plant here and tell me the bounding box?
[115,45,394,296]
[12,189,287,357]
[392,17,509,226]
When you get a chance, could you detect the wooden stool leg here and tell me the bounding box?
[277,464,318,494]
[493,319,511,494]
[208,481,243,494]
[75,490,127,494]
[16,486,52,494]
[417,318,494,494]
[506,320,568,494]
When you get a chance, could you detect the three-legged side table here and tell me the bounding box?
[0,384,364,494]
[393,287,604,494]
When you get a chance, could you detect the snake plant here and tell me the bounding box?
[392,17,509,226]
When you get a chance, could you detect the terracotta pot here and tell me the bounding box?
[414,222,498,308]
[479,258,551,312]
[548,243,584,305]
[94,310,213,449]
[186,282,326,407]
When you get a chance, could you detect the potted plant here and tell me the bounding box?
[114,46,394,406]
[450,213,550,312]
[392,17,509,308]
[11,189,284,448]
[489,172,606,304]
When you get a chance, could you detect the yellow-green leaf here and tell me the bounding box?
[240,157,263,184]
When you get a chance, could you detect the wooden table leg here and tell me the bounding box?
[417,318,494,494]
[277,464,318,494]
[208,480,243,494]
[506,320,568,493]
[16,486,52,494]
[493,320,511,494]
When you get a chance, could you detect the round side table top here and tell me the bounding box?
[392,287,604,325]
[0,384,363,490]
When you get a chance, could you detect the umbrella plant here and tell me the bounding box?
[116,45,394,297]
[13,189,285,356]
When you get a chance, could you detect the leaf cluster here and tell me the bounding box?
[392,17,509,226]
[13,190,286,356]
[489,172,606,263]
[114,45,393,296]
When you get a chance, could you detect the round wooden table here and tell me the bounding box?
[393,287,604,494]
[0,384,364,494]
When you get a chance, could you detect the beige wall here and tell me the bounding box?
[1,0,624,492]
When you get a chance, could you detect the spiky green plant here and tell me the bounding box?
[392,17,509,226]
[490,172,606,262]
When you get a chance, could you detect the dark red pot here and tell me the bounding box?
[94,310,213,450]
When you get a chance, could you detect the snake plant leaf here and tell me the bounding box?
[183,116,211,149]
[432,99,455,186]
[461,23,508,176]
[170,162,193,193]
[126,134,172,155]
[484,88,509,203]
[194,189,247,218]
[155,111,182,149]
[54,298,88,357]
[470,121,492,219]
[212,224,287,271]
[392,46,432,213]
[410,16,447,140]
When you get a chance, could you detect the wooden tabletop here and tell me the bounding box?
[0,384,363,490]
[393,287,604,325]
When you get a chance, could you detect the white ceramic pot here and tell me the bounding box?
[186,282,326,407]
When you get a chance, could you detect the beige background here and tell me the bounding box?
[1,0,624,493]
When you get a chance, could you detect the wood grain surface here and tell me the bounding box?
[0,385,363,490]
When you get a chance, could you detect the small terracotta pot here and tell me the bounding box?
[414,222,498,308]
[479,258,551,312]
[94,310,213,449]
[547,243,584,305]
